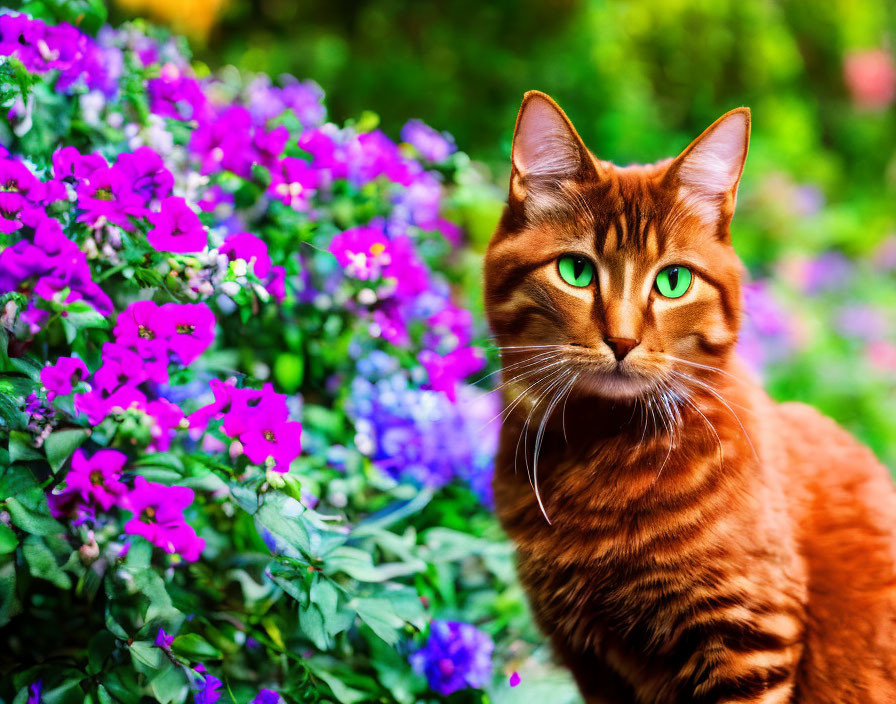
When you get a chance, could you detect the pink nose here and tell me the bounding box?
[604,336,639,361]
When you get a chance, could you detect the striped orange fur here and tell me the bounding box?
[484,91,896,703]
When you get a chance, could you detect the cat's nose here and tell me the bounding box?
[604,336,639,361]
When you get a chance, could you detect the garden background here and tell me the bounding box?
[0,1,894,703]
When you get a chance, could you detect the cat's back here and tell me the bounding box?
[774,401,896,702]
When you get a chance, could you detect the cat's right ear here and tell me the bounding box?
[510,91,596,210]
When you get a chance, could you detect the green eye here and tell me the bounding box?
[558,255,594,287]
[655,265,692,298]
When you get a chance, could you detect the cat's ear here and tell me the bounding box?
[510,91,596,209]
[666,107,750,230]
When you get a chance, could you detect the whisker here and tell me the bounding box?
[669,369,760,464]
[531,372,579,524]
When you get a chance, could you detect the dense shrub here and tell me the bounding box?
[0,6,526,703]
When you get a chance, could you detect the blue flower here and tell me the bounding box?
[409,620,494,695]
[348,373,497,500]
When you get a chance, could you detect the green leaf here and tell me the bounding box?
[352,597,404,646]
[310,577,340,630]
[311,668,367,704]
[171,633,222,661]
[129,640,162,670]
[299,603,329,650]
[9,431,43,463]
[0,524,18,554]
[7,491,65,536]
[256,494,310,554]
[22,534,71,589]
[149,665,187,704]
[44,429,90,473]
[325,546,423,582]
[0,556,21,627]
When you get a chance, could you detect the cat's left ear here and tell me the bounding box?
[666,107,750,232]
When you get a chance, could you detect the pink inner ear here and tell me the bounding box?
[513,97,584,178]
[678,112,749,196]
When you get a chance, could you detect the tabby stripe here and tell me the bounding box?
[691,665,793,703]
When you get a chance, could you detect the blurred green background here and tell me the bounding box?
[111,0,896,464]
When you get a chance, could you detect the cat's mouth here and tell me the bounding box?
[578,364,656,399]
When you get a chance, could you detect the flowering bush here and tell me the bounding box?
[0,6,532,703]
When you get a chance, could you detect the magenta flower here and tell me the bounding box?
[220,233,272,279]
[239,403,303,474]
[64,448,128,511]
[41,356,89,400]
[154,628,175,649]
[147,196,207,253]
[116,147,174,205]
[221,384,288,438]
[100,340,169,386]
[75,166,146,230]
[188,378,239,430]
[114,300,177,345]
[268,156,319,210]
[143,398,185,452]
[419,347,485,403]
[124,476,205,561]
[53,146,107,181]
[329,225,391,280]
[188,106,253,176]
[161,302,216,364]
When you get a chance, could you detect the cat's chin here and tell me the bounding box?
[577,368,656,400]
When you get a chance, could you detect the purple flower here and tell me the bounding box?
[124,476,205,562]
[401,119,456,162]
[245,74,326,127]
[409,620,494,696]
[154,627,175,649]
[162,302,216,365]
[147,63,208,121]
[26,680,42,704]
[738,281,795,372]
[835,304,889,342]
[349,374,497,497]
[41,356,89,400]
[63,448,128,512]
[419,347,485,403]
[802,251,853,295]
[220,232,272,279]
[509,672,521,687]
[251,689,280,704]
[147,197,208,253]
[192,665,222,704]
[188,106,253,177]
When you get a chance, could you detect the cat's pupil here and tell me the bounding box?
[668,267,679,289]
[573,257,585,279]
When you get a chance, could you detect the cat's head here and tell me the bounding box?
[484,91,749,401]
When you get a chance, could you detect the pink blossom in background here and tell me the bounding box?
[419,346,486,403]
[868,341,896,373]
[844,48,896,110]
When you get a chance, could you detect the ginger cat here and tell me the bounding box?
[484,91,896,703]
